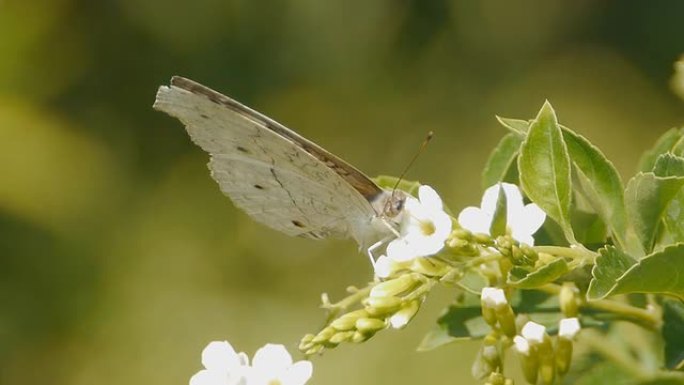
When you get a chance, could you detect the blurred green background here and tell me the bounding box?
[1,1,683,384]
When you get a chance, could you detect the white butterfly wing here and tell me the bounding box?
[154,77,384,241]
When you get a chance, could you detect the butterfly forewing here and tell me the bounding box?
[153,77,383,241]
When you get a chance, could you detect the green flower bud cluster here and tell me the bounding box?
[299,274,429,355]
[513,319,581,385]
[494,235,538,266]
[445,228,482,256]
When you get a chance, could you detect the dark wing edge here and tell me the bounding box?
[164,76,384,201]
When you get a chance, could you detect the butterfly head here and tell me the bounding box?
[371,189,408,226]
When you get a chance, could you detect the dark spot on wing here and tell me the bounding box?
[200,113,210,119]
[254,184,265,190]
[292,220,305,228]
[237,146,249,153]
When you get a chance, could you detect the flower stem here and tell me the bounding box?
[539,284,660,330]
[533,245,596,262]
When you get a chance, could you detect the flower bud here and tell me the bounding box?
[556,334,573,376]
[389,300,420,329]
[355,318,387,334]
[451,228,472,241]
[446,238,469,250]
[556,317,581,376]
[481,287,517,337]
[299,334,315,351]
[312,326,336,344]
[481,335,501,368]
[480,287,502,327]
[559,283,580,317]
[411,257,449,276]
[473,232,494,246]
[330,309,369,331]
[558,317,581,340]
[304,345,323,355]
[329,330,355,344]
[351,331,371,343]
[514,335,538,385]
[485,372,506,385]
[363,296,403,316]
[370,275,419,298]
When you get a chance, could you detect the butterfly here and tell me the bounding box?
[153,76,407,251]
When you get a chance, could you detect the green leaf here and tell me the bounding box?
[652,154,684,244]
[508,258,569,288]
[489,185,507,237]
[639,128,684,172]
[495,116,530,134]
[662,299,684,370]
[417,306,488,351]
[562,127,629,250]
[610,243,684,298]
[587,246,636,300]
[571,210,608,246]
[518,101,575,243]
[482,133,524,189]
[654,153,684,177]
[373,175,421,196]
[625,173,684,253]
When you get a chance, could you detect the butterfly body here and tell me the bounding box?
[154,76,406,248]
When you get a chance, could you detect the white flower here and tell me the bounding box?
[245,344,312,385]
[190,341,250,385]
[458,183,545,245]
[376,185,451,269]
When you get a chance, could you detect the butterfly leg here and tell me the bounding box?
[366,233,397,266]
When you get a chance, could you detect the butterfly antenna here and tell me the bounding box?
[391,131,434,194]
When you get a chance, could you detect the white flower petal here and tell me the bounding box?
[418,185,443,211]
[202,341,241,372]
[501,182,525,214]
[432,211,453,238]
[252,344,292,374]
[386,238,417,262]
[190,370,219,385]
[374,256,393,278]
[480,184,502,214]
[458,207,491,234]
[281,361,313,385]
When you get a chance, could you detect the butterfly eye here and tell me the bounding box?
[393,199,405,213]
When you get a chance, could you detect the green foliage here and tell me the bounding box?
[625,173,684,253]
[482,133,524,188]
[639,128,684,172]
[518,102,576,244]
[562,128,629,251]
[662,299,684,370]
[588,246,635,300]
[507,258,569,288]
[608,244,684,299]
